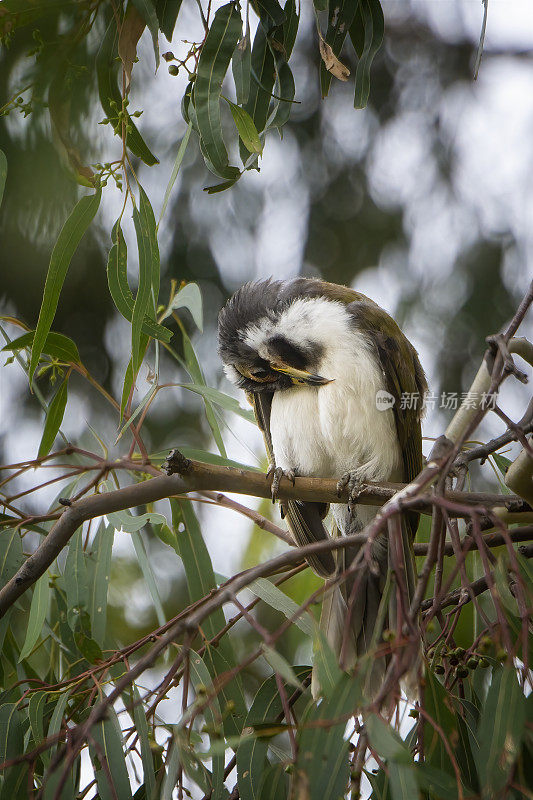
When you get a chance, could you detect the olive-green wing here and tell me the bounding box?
[247,391,335,577]
[346,301,427,539]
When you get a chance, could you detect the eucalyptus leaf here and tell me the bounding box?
[38,378,68,458]
[29,188,101,383]
[19,572,50,662]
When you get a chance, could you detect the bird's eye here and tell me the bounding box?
[250,368,272,381]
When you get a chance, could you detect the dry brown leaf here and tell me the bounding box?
[119,5,146,90]
[319,40,350,82]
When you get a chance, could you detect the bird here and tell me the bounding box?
[217,277,427,693]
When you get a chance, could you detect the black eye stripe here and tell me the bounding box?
[267,335,308,370]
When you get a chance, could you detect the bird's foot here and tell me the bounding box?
[267,463,296,502]
[336,470,366,514]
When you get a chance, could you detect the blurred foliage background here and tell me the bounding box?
[0,0,531,674]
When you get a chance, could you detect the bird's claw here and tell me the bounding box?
[337,471,365,514]
[268,465,296,502]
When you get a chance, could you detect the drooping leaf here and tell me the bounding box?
[29,188,101,383]
[312,625,343,697]
[232,27,251,105]
[237,668,311,800]
[131,0,160,68]
[0,528,24,585]
[319,39,350,83]
[243,22,275,152]
[158,122,192,226]
[350,0,384,108]
[19,573,50,662]
[87,523,114,647]
[28,690,48,749]
[0,149,7,209]
[131,687,156,796]
[248,577,314,635]
[261,645,302,687]
[194,2,242,179]
[96,18,159,165]
[225,98,263,154]
[90,707,133,800]
[131,530,166,626]
[187,650,228,799]
[476,666,526,798]
[255,0,286,30]
[64,529,89,628]
[38,378,68,458]
[178,382,255,423]
[320,0,360,97]
[155,0,184,40]
[118,3,146,89]
[295,673,363,800]
[0,703,27,795]
[107,508,167,533]
[424,667,459,774]
[132,185,160,373]
[3,330,81,364]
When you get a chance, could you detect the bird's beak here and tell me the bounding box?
[272,365,333,386]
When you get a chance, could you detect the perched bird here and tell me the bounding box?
[218,278,427,689]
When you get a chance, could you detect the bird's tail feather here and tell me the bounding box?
[314,514,417,699]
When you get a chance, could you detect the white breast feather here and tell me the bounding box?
[266,298,402,484]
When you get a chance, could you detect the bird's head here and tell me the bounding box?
[218,279,334,393]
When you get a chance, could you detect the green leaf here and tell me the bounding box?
[423,668,459,774]
[121,358,135,420]
[295,672,363,800]
[0,149,7,209]
[38,378,68,458]
[0,528,24,584]
[162,282,204,331]
[476,666,526,798]
[155,0,184,40]
[132,185,160,372]
[232,27,251,105]
[106,221,172,342]
[416,763,461,800]
[28,690,47,748]
[312,625,343,697]
[19,572,50,661]
[387,762,419,800]
[492,452,512,476]
[107,508,167,533]
[0,703,26,795]
[187,650,227,798]
[179,382,256,423]
[171,501,246,736]
[3,330,81,363]
[312,0,328,11]
[225,98,263,154]
[237,668,311,800]
[247,577,314,635]
[243,23,275,151]
[158,122,192,226]
[88,523,114,647]
[177,329,228,455]
[351,0,384,109]
[261,644,302,687]
[29,188,101,382]
[365,714,413,765]
[131,687,156,797]
[131,530,166,626]
[97,18,159,165]
[194,2,242,179]
[131,0,159,68]
[161,734,183,799]
[64,529,89,626]
[90,707,133,800]
[258,763,289,800]
[320,0,360,98]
